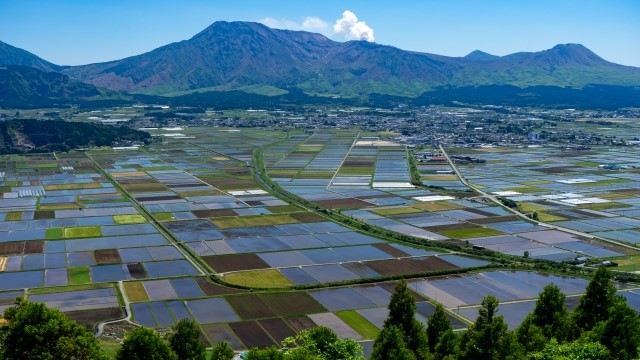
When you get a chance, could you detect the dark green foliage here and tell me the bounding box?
[370,325,416,360]
[517,283,576,349]
[595,297,640,360]
[116,326,177,360]
[244,347,284,360]
[573,267,617,330]
[0,119,150,154]
[281,326,364,360]
[209,342,234,360]
[459,295,521,360]
[0,65,100,108]
[433,330,458,360]
[169,319,206,360]
[529,339,610,360]
[0,299,108,360]
[381,280,429,360]
[427,304,452,352]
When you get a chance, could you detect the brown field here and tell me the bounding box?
[126,263,148,279]
[23,241,44,254]
[259,292,327,316]
[533,166,574,174]
[227,294,276,319]
[0,242,25,256]
[203,254,271,273]
[258,318,297,343]
[314,198,371,209]
[290,213,325,223]
[65,307,123,330]
[192,209,237,218]
[33,210,55,220]
[284,315,317,333]
[95,249,122,264]
[403,256,458,272]
[196,277,245,296]
[364,258,422,276]
[372,243,410,258]
[135,195,182,202]
[364,256,456,277]
[229,321,277,349]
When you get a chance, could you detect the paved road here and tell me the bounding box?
[95,281,135,337]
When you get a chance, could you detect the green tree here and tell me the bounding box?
[382,280,429,360]
[169,319,206,360]
[245,347,284,360]
[370,325,416,360]
[595,297,640,360]
[116,326,177,360]
[460,295,519,360]
[529,339,610,360]
[427,304,452,352]
[0,299,108,360]
[210,342,234,360]
[573,267,617,330]
[515,317,547,353]
[517,283,576,350]
[433,329,458,360]
[282,326,364,360]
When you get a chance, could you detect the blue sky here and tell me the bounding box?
[1,0,639,67]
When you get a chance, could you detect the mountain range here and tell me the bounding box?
[1,21,639,106]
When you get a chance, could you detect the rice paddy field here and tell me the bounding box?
[451,146,640,253]
[1,126,639,350]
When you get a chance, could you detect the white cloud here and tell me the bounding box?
[302,17,329,32]
[259,16,329,34]
[259,11,375,42]
[333,10,374,42]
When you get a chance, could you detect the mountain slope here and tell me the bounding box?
[60,22,640,96]
[0,41,61,72]
[0,65,101,108]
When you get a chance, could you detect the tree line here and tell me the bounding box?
[1,267,638,359]
[0,119,150,154]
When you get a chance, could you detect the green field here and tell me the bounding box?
[45,228,64,240]
[223,269,292,288]
[212,215,299,229]
[335,310,379,339]
[123,282,149,302]
[68,267,91,285]
[372,207,423,216]
[5,211,22,221]
[64,226,102,238]
[113,214,147,224]
[438,227,504,239]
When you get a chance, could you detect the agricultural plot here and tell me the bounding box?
[453,146,640,253]
[0,152,199,291]
[127,270,601,349]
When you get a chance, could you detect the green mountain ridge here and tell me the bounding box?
[2,21,639,98]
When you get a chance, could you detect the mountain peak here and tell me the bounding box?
[0,41,61,72]
[464,50,498,61]
[540,43,607,66]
